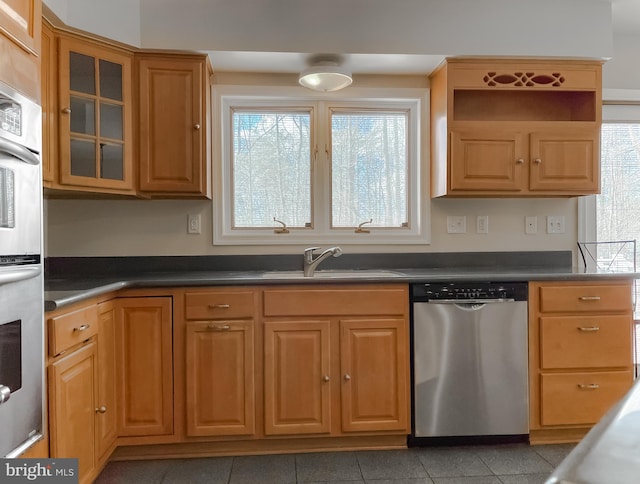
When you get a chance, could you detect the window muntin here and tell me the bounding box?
[231,109,312,228]
[330,109,408,229]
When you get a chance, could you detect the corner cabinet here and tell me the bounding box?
[137,53,212,198]
[56,35,135,194]
[528,279,635,444]
[431,58,602,197]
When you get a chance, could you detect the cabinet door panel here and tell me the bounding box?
[0,0,40,55]
[58,38,133,191]
[138,57,205,194]
[116,297,173,437]
[49,342,97,482]
[96,302,117,460]
[450,130,524,192]
[340,319,409,433]
[529,131,599,192]
[186,321,255,436]
[264,320,331,435]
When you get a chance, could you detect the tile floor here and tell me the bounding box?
[94,443,574,484]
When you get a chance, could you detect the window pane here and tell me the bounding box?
[331,111,408,227]
[597,123,640,246]
[232,111,311,228]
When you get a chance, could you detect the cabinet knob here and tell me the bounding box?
[194,124,201,130]
[322,375,330,382]
[343,374,351,381]
[533,158,542,164]
[516,158,524,164]
[95,406,107,414]
[62,107,71,114]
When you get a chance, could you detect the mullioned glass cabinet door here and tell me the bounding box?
[57,37,133,192]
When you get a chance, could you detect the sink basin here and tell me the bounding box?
[261,270,403,279]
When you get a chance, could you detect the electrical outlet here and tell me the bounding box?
[525,216,537,234]
[476,215,488,234]
[188,214,201,234]
[446,216,466,234]
[546,215,565,234]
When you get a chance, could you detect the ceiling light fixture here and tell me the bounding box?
[299,55,352,92]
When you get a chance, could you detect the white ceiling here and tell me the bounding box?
[201,0,637,76]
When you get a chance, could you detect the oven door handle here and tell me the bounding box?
[0,136,40,165]
[0,266,41,285]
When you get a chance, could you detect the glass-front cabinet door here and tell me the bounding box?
[58,37,133,192]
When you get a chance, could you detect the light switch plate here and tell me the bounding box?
[447,216,466,234]
[546,215,565,234]
[477,215,488,234]
[188,214,201,234]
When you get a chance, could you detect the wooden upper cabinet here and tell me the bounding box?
[0,0,40,55]
[0,0,41,101]
[57,35,134,193]
[430,58,602,198]
[41,19,56,185]
[137,54,212,198]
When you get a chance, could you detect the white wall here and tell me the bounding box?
[44,198,576,256]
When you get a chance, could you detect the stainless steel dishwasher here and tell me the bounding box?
[410,281,529,444]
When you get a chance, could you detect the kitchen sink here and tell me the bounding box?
[261,270,404,279]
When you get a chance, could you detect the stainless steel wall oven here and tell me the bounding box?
[0,80,44,457]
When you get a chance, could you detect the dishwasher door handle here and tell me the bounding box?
[424,298,516,304]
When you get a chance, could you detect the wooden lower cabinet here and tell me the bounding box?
[529,279,634,443]
[264,320,332,436]
[262,285,410,439]
[115,297,173,437]
[340,319,408,433]
[185,320,255,437]
[96,301,118,459]
[48,342,98,484]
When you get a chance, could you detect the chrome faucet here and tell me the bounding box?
[303,246,342,277]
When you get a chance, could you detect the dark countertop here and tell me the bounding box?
[44,265,640,312]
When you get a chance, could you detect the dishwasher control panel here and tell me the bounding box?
[411,281,528,301]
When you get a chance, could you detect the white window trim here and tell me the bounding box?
[212,85,430,246]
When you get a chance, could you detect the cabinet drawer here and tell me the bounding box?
[185,291,256,320]
[263,287,407,317]
[540,315,632,369]
[538,284,631,313]
[48,305,98,356]
[540,371,633,426]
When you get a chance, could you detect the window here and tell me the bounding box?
[579,101,640,375]
[214,87,427,245]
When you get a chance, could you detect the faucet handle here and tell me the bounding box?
[304,247,321,261]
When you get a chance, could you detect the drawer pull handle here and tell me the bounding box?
[578,383,600,390]
[578,326,600,332]
[206,324,231,331]
[73,324,90,332]
[579,296,601,301]
[209,304,230,309]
